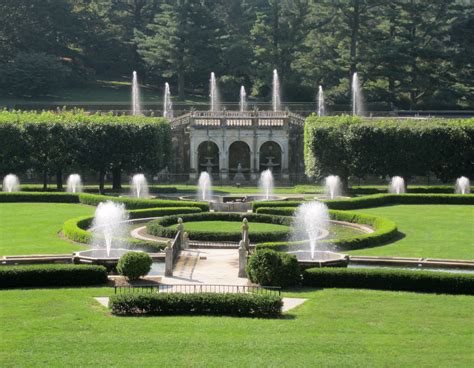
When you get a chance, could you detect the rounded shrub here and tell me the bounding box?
[116,252,152,280]
[246,249,301,287]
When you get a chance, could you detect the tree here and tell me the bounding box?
[135,0,220,99]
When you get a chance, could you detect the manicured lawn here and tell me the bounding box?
[0,203,95,256]
[167,220,289,234]
[349,205,474,259]
[0,287,472,367]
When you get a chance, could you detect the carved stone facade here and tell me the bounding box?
[170,111,305,183]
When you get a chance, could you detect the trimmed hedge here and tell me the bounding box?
[0,192,79,203]
[302,267,474,295]
[63,207,202,245]
[255,207,398,252]
[350,185,474,195]
[252,193,474,212]
[246,249,301,287]
[78,193,209,211]
[109,292,283,317]
[117,252,152,280]
[0,264,108,288]
[147,212,292,243]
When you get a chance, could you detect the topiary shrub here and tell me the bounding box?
[246,249,301,287]
[116,252,152,280]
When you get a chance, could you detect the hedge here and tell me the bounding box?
[255,207,398,252]
[0,264,108,288]
[302,267,474,295]
[304,116,474,184]
[109,292,283,317]
[78,193,209,211]
[252,193,474,212]
[349,185,474,195]
[63,207,202,245]
[147,212,292,243]
[0,192,79,203]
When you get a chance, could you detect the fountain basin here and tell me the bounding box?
[179,194,287,212]
[72,248,134,269]
[288,250,349,268]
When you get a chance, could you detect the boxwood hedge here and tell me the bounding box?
[254,207,398,252]
[109,292,282,318]
[0,192,79,203]
[0,264,108,288]
[302,267,474,295]
[63,207,202,245]
[147,212,292,243]
[252,193,474,212]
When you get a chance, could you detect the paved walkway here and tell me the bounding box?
[163,248,248,285]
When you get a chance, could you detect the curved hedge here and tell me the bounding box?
[255,207,397,252]
[78,193,209,211]
[63,207,202,248]
[147,212,292,242]
[109,292,282,317]
[0,264,108,288]
[252,193,474,212]
[303,267,474,295]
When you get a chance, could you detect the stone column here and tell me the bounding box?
[164,240,173,277]
[189,134,197,180]
[238,240,247,278]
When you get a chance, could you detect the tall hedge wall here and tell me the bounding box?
[304,116,474,185]
[0,110,171,192]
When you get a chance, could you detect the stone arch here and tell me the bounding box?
[197,141,220,174]
[228,141,251,180]
[259,141,282,173]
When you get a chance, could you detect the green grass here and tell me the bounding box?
[349,205,474,259]
[167,220,289,234]
[0,80,206,107]
[0,287,472,367]
[0,203,95,256]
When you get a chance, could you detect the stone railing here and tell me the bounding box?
[164,218,188,277]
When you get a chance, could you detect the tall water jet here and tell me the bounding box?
[2,174,20,192]
[455,176,470,195]
[352,72,364,116]
[259,169,274,200]
[132,71,141,116]
[66,174,83,193]
[324,175,342,199]
[293,201,330,260]
[317,85,325,117]
[131,174,149,198]
[198,171,212,201]
[210,72,220,112]
[163,82,173,119]
[272,69,281,112]
[92,201,128,257]
[389,176,405,194]
[239,86,247,112]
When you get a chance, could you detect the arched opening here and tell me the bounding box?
[229,141,251,181]
[197,141,219,174]
[259,141,282,173]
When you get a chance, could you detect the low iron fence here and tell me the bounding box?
[114,283,281,296]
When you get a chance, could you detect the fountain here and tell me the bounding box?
[455,176,470,194]
[324,175,342,199]
[2,174,20,192]
[272,69,281,112]
[210,72,220,112]
[292,201,330,260]
[317,85,325,117]
[259,169,274,200]
[91,201,129,257]
[352,72,364,116]
[239,86,247,112]
[289,201,349,267]
[163,82,173,119]
[132,71,141,116]
[66,174,83,193]
[198,171,212,201]
[389,176,405,194]
[131,174,149,198]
